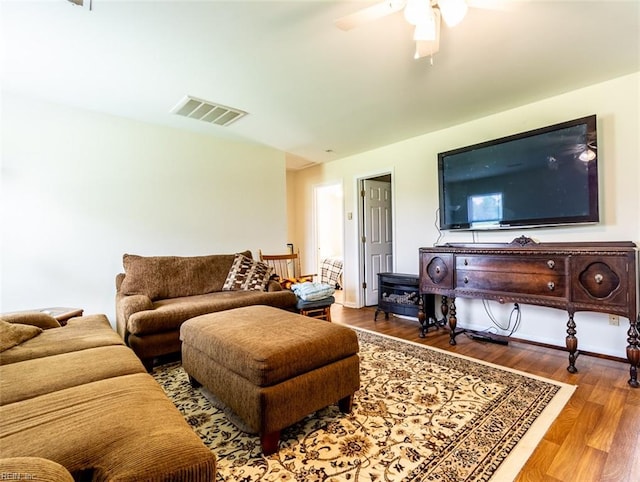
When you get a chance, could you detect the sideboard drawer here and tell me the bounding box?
[456,270,567,298]
[456,255,566,275]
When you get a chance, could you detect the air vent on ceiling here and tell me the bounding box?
[171,96,247,127]
[67,0,92,9]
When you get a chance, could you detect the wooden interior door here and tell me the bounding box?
[362,179,393,306]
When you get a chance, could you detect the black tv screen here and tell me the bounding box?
[438,115,599,231]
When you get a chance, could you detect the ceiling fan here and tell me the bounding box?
[334,0,505,60]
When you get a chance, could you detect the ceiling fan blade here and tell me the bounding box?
[414,8,440,59]
[334,1,406,31]
[466,0,515,12]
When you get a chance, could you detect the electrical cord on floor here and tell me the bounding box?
[473,301,522,337]
[506,303,522,337]
[465,303,520,345]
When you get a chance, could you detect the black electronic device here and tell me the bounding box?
[437,115,599,231]
[469,332,509,346]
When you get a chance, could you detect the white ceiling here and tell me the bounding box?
[2,1,639,170]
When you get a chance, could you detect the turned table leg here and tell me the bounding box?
[626,314,640,388]
[566,312,579,374]
[418,296,426,338]
[447,297,459,346]
[440,296,449,326]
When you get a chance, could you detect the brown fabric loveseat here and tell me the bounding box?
[116,250,298,370]
[0,311,215,481]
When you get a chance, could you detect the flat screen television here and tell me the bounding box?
[437,115,599,231]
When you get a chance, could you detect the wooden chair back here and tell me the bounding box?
[258,250,315,280]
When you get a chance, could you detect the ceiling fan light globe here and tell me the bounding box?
[438,0,468,27]
[404,0,433,26]
[579,148,596,162]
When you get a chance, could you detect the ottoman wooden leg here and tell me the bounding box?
[141,357,155,373]
[188,375,201,388]
[338,394,354,413]
[260,430,281,455]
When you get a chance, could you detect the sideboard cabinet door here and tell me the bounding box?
[420,253,454,291]
[570,255,631,314]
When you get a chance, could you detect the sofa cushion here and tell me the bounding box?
[127,290,298,336]
[0,320,42,352]
[0,315,123,365]
[222,254,273,291]
[0,373,216,482]
[120,251,251,300]
[1,312,61,329]
[0,345,146,405]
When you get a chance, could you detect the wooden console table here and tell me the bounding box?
[418,236,639,387]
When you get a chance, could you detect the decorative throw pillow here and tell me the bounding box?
[0,319,43,352]
[223,254,273,291]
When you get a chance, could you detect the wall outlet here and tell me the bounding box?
[609,314,620,326]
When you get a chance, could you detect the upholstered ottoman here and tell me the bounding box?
[180,305,360,454]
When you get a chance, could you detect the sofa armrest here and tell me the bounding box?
[115,293,153,341]
[0,457,74,482]
[0,312,61,329]
[115,272,125,292]
[266,279,283,292]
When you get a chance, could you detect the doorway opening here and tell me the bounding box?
[358,173,393,307]
[314,183,344,305]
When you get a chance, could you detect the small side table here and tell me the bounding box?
[38,307,84,326]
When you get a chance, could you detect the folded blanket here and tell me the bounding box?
[320,257,343,287]
[291,282,335,301]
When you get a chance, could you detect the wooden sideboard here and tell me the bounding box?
[418,236,639,387]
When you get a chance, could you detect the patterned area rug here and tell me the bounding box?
[153,328,575,481]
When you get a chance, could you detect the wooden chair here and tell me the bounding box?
[295,296,335,322]
[259,250,333,321]
[258,249,315,281]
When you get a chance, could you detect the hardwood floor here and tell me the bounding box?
[331,304,640,482]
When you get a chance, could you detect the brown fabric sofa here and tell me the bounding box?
[0,312,216,481]
[0,457,75,482]
[115,250,298,370]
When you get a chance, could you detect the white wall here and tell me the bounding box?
[1,93,289,323]
[291,72,640,358]
[315,183,343,261]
